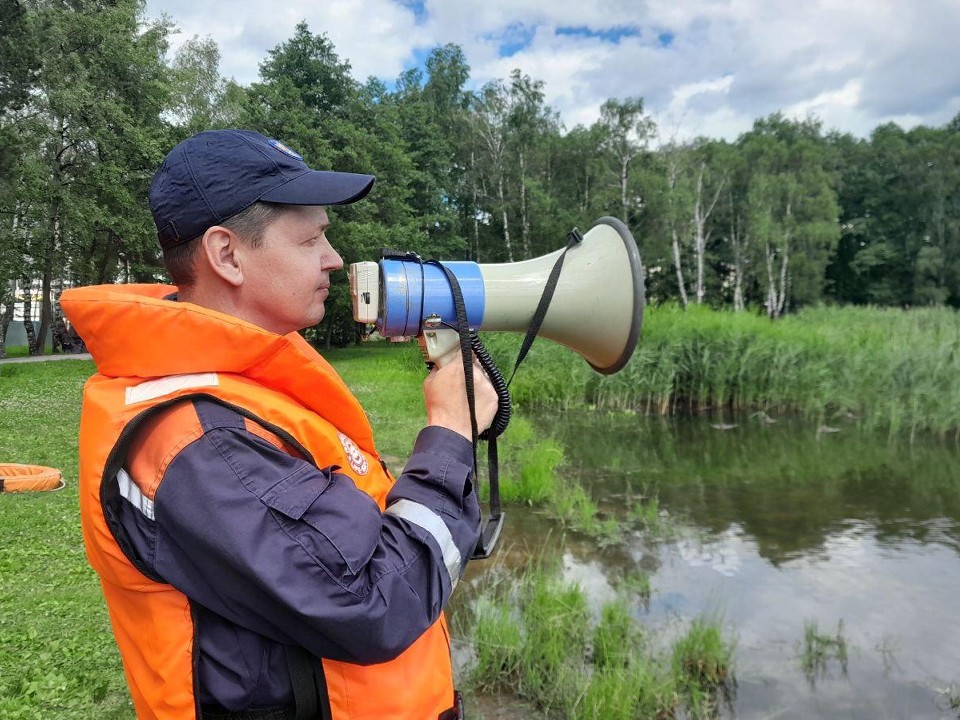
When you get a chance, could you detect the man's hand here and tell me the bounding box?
[423,357,499,440]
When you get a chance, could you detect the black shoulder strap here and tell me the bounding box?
[506,228,583,387]
[285,644,331,720]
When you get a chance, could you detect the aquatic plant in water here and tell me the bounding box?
[799,619,849,684]
[672,616,736,687]
[465,561,736,719]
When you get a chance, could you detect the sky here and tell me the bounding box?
[142,0,960,142]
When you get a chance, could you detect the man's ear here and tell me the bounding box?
[200,226,244,287]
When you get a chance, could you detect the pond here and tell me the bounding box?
[452,411,960,719]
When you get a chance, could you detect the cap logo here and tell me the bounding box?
[268,138,303,160]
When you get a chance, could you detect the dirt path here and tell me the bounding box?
[0,353,92,364]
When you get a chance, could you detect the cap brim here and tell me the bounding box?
[259,169,375,206]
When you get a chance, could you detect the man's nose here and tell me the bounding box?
[324,246,344,271]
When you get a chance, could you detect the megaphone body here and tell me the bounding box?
[349,216,644,372]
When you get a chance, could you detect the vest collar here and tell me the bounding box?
[61,284,373,448]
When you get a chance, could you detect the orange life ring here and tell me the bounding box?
[0,463,64,492]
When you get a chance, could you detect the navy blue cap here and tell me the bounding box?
[149,129,375,250]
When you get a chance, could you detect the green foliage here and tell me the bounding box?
[470,596,524,690]
[6,4,960,357]
[465,561,700,719]
[486,303,960,439]
[597,97,656,227]
[519,566,591,708]
[592,601,643,669]
[828,122,960,308]
[672,616,736,691]
[494,417,562,505]
[169,36,244,134]
[4,3,960,360]
[799,619,848,682]
[577,664,677,720]
[629,495,666,535]
[549,482,595,525]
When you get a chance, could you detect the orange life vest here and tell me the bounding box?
[62,284,456,720]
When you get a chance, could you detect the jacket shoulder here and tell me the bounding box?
[126,400,206,501]
[126,398,296,500]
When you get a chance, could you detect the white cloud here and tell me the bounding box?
[473,26,618,124]
[144,0,960,141]
[150,0,425,84]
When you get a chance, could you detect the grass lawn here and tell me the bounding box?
[0,359,131,719]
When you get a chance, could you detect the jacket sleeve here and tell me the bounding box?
[151,423,480,665]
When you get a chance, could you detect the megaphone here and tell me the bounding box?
[349,216,643,559]
[349,216,645,371]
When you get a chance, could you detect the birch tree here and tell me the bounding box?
[660,142,693,307]
[658,139,726,307]
[740,116,839,317]
[506,70,560,259]
[690,152,726,304]
[596,97,656,227]
[470,80,513,261]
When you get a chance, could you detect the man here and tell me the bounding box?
[61,129,498,720]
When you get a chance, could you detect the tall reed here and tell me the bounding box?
[484,304,960,438]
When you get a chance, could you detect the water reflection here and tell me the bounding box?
[454,413,960,719]
[547,411,960,563]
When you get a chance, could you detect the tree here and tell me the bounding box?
[689,142,727,305]
[553,124,604,218]
[169,36,245,135]
[0,0,38,114]
[823,131,876,304]
[469,80,513,261]
[722,168,753,311]
[827,121,960,307]
[417,45,476,257]
[506,70,561,259]
[653,138,727,307]
[0,0,172,353]
[388,46,471,260]
[739,115,840,317]
[658,141,694,306]
[0,0,39,355]
[595,97,656,227]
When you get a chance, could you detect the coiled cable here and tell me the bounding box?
[471,331,511,440]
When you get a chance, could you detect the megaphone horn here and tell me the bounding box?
[349,216,645,373]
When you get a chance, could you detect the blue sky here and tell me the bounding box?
[145,0,960,141]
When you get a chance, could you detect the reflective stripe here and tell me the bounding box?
[125,373,219,405]
[117,468,155,520]
[385,499,462,589]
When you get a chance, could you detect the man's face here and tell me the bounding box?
[239,205,343,336]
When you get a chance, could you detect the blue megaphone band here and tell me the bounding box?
[379,260,485,337]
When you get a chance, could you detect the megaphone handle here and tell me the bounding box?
[420,326,509,559]
[418,327,462,368]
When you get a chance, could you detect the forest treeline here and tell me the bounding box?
[2,0,960,354]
